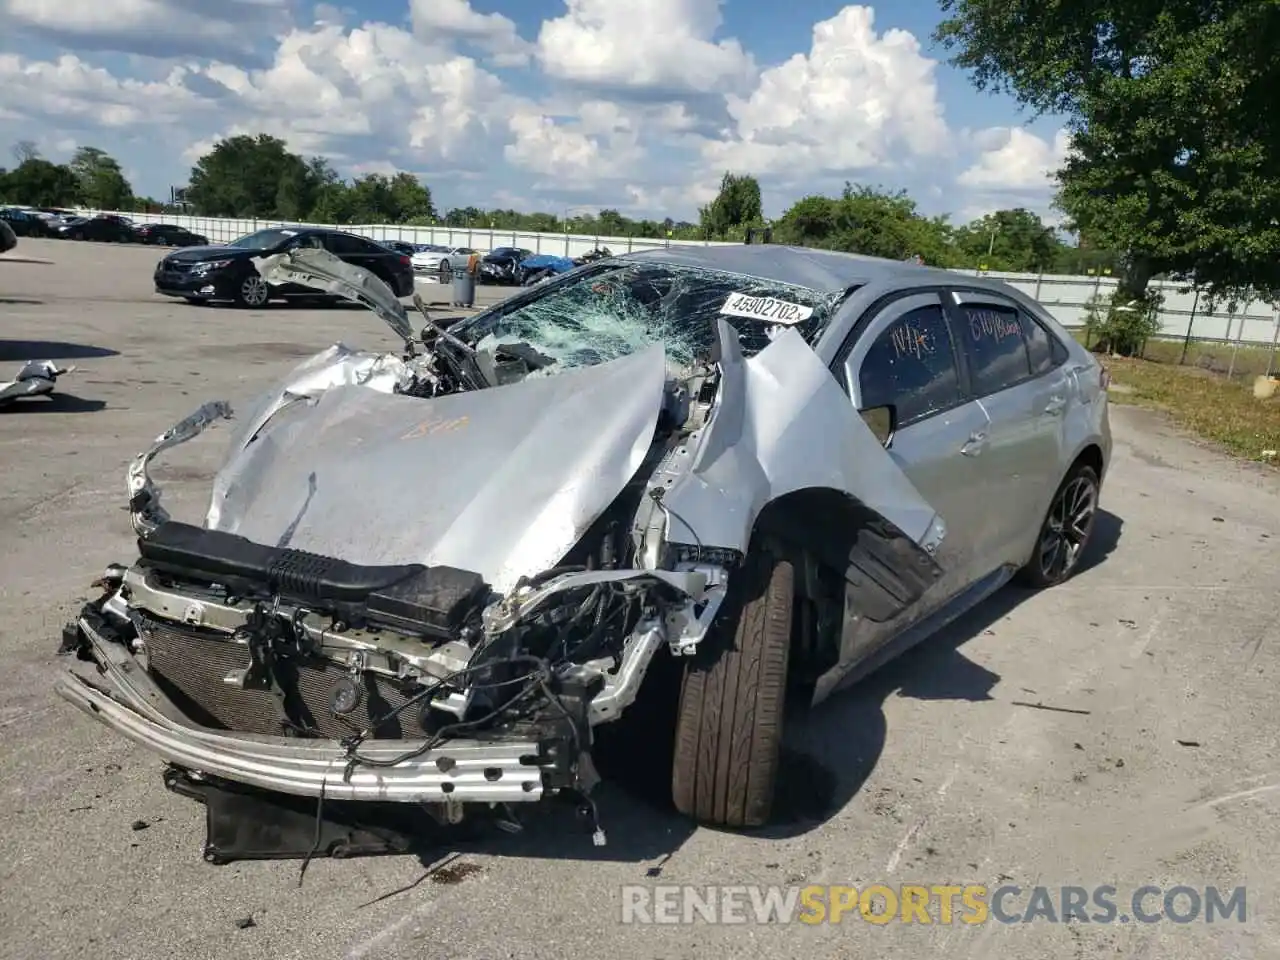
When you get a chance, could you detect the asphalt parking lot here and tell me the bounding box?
[3,238,1279,959]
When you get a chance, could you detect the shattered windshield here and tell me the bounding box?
[450,260,833,374]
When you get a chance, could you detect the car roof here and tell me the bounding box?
[620,244,1012,297]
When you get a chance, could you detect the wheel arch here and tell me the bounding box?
[746,485,944,688]
[1070,442,1105,482]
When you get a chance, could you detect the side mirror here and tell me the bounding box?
[859,405,895,446]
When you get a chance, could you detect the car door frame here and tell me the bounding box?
[824,288,992,668]
[941,286,1073,565]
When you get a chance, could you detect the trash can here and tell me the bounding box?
[451,262,476,307]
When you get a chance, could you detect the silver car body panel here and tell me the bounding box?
[257,247,413,343]
[204,344,670,595]
[657,317,945,556]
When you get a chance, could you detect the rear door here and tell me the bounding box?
[945,289,1072,567]
[324,232,387,275]
[838,292,992,651]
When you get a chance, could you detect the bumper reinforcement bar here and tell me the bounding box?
[57,616,547,805]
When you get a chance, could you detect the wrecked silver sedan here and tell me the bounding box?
[58,244,1110,855]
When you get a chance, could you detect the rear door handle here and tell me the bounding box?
[1043,395,1067,416]
[960,431,988,456]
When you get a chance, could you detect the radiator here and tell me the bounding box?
[144,619,418,739]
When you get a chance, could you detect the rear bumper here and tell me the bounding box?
[389,272,416,297]
[57,612,547,804]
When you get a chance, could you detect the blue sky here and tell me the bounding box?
[0,0,1071,224]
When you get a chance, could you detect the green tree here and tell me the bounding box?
[188,134,312,218]
[776,183,955,263]
[387,172,436,222]
[699,172,763,239]
[444,206,484,227]
[954,208,1063,272]
[339,172,436,223]
[69,146,133,210]
[0,158,82,206]
[934,0,1280,306]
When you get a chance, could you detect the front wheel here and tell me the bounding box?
[672,548,793,828]
[1017,464,1100,588]
[233,272,271,308]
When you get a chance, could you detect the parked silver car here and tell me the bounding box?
[57,244,1110,856]
[410,243,476,282]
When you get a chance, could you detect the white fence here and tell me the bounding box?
[87,209,1280,346]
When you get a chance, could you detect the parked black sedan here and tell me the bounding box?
[134,223,209,247]
[57,214,137,242]
[0,207,57,237]
[153,226,416,308]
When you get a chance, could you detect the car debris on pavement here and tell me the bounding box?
[0,360,76,406]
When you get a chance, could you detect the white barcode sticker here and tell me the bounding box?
[720,292,814,325]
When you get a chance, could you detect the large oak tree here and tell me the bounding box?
[935,0,1280,304]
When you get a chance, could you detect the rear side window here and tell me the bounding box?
[323,233,367,255]
[858,305,962,424]
[959,304,1033,396]
[1020,312,1068,374]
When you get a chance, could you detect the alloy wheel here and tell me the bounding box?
[240,275,270,307]
[1037,473,1098,581]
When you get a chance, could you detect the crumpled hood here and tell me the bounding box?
[205,344,668,594]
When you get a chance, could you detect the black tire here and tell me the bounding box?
[672,548,793,828]
[439,261,451,283]
[183,297,206,306]
[1016,463,1100,588]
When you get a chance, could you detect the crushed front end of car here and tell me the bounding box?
[57,247,946,861]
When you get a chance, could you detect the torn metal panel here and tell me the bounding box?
[205,344,669,594]
[0,360,75,405]
[128,401,234,536]
[658,317,946,555]
[256,247,413,345]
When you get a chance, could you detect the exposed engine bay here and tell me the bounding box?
[57,246,946,861]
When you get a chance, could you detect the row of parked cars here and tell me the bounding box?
[0,207,210,246]
[393,242,615,286]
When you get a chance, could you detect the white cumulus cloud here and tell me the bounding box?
[697,6,948,192]
[0,2,1060,221]
[536,0,755,94]
[959,126,1072,190]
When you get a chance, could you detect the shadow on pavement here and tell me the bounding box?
[0,393,108,413]
[0,340,120,361]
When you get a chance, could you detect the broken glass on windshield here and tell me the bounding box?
[450,262,833,377]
